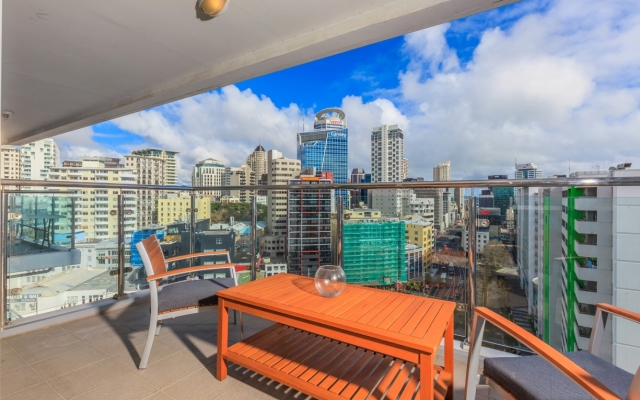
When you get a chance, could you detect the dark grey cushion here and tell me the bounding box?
[157,278,235,314]
[484,350,633,400]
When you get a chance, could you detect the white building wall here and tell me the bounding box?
[21,139,60,180]
[371,124,403,183]
[611,184,640,373]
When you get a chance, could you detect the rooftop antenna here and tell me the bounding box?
[568,158,570,176]
[303,117,305,132]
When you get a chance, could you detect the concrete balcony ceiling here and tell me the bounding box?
[3,0,517,145]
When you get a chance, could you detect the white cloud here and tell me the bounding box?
[111,86,309,184]
[397,0,640,179]
[55,127,122,162]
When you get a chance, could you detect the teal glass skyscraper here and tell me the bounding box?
[298,108,349,208]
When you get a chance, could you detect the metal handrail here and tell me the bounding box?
[2,176,640,192]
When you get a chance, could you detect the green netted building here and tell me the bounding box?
[342,220,406,285]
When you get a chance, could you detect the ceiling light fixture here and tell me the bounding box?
[197,0,229,17]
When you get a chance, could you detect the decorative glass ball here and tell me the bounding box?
[314,265,346,298]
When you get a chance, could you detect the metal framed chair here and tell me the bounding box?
[465,304,640,400]
[136,234,242,370]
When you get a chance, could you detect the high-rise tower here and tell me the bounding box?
[433,161,451,182]
[246,144,267,181]
[371,124,404,183]
[298,108,348,208]
[131,149,178,185]
[21,139,60,181]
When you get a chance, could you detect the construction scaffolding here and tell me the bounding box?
[342,220,406,286]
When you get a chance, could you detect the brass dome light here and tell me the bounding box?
[197,0,229,17]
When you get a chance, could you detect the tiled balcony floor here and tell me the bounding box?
[0,301,500,400]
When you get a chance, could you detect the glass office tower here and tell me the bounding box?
[298,108,349,208]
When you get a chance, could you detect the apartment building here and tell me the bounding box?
[520,164,640,374]
[246,144,267,181]
[21,139,60,181]
[371,124,404,183]
[516,162,543,179]
[1,146,21,179]
[47,157,137,239]
[402,156,409,181]
[157,194,211,225]
[192,158,226,198]
[403,219,434,269]
[370,189,433,219]
[287,172,334,276]
[124,152,166,227]
[228,164,256,203]
[131,149,178,185]
[267,150,300,237]
[433,161,451,182]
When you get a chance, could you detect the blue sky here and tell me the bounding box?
[58,0,640,184]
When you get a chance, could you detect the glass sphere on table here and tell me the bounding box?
[314,265,346,298]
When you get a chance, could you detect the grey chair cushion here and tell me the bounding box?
[484,350,634,400]
[157,278,235,314]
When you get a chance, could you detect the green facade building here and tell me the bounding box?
[342,220,406,285]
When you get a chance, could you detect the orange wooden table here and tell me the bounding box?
[216,274,456,400]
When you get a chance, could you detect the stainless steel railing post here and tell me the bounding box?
[70,196,76,250]
[465,196,478,344]
[114,193,128,300]
[251,196,257,281]
[190,193,196,268]
[336,195,344,268]
[0,188,8,329]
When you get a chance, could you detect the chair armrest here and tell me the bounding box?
[475,307,621,400]
[165,251,230,263]
[147,263,236,282]
[597,303,640,324]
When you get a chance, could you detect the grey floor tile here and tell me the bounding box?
[1,350,28,372]
[0,338,16,354]
[88,330,149,358]
[5,325,67,350]
[162,364,242,400]
[0,365,45,398]
[132,350,207,390]
[72,372,158,400]
[110,337,182,372]
[2,382,63,400]
[17,333,81,364]
[144,392,175,400]
[30,344,106,380]
[48,358,129,399]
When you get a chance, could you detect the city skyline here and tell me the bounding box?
[45,0,640,185]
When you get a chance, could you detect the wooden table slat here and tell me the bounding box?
[327,290,377,318]
[345,292,393,322]
[359,295,408,327]
[410,302,444,339]
[399,302,434,336]
[318,347,366,390]
[275,335,333,373]
[365,358,404,400]
[385,362,416,400]
[328,350,376,395]
[368,296,415,329]
[338,352,386,398]
[389,298,430,334]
